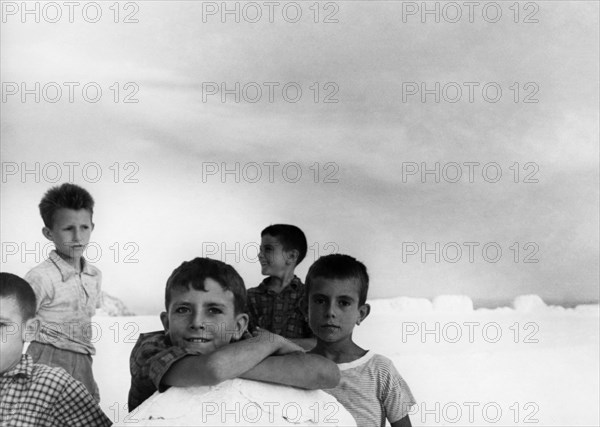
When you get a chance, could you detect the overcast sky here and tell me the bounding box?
[1,1,598,314]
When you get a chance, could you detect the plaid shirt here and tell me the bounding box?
[128,331,189,412]
[0,354,111,427]
[246,276,312,339]
[25,250,102,355]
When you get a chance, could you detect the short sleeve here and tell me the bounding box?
[24,269,53,311]
[148,346,189,391]
[378,356,416,423]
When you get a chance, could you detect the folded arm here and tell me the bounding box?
[161,332,302,387]
[240,351,340,389]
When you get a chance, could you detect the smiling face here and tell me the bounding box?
[258,234,295,276]
[0,297,35,374]
[307,277,370,346]
[160,279,248,354]
[43,208,93,266]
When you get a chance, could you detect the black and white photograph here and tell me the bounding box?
[1,1,598,426]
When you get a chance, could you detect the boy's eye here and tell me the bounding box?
[208,307,223,315]
[339,300,351,307]
[174,307,190,314]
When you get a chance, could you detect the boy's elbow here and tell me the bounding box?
[303,356,340,389]
[319,365,341,389]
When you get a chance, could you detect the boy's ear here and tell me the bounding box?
[232,313,249,341]
[356,303,371,325]
[285,249,299,265]
[22,317,39,342]
[160,311,169,332]
[42,227,53,241]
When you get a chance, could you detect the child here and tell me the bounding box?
[24,183,103,401]
[0,272,111,426]
[305,254,416,427]
[128,257,340,412]
[246,224,315,349]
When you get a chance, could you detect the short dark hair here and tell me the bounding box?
[261,224,307,265]
[305,254,369,306]
[39,183,95,228]
[164,257,246,314]
[0,273,37,320]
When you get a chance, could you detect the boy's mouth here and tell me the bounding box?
[321,324,340,330]
[185,337,211,343]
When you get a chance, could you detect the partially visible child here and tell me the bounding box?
[0,272,111,426]
[246,224,315,350]
[128,257,339,412]
[305,254,416,427]
[25,183,103,401]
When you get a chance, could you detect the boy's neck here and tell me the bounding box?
[267,270,296,293]
[56,251,83,273]
[311,338,367,364]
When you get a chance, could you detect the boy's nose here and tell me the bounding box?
[189,313,206,329]
[325,303,336,318]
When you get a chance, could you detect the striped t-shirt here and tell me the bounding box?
[324,351,416,427]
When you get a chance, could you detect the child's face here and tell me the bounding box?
[0,297,34,374]
[160,279,248,355]
[43,208,93,263]
[258,234,294,276]
[307,277,370,345]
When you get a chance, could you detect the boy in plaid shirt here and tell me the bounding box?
[0,272,111,427]
[246,224,315,350]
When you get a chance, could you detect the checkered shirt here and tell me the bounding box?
[0,354,112,427]
[128,331,189,412]
[25,250,102,355]
[246,276,312,339]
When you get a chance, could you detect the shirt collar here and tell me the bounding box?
[2,354,33,379]
[258,276,302,293]
[49,250,97,281]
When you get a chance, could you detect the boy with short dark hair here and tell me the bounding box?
[0,272,111,426]
[246,224,315,349]
[305,254,416,427]
[25,183,103,401]
[128,257,339,412]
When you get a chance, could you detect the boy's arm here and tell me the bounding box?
[289,337,316,351]
[391,415,412,427]
[161,331,302,387]
[239,351,340,389]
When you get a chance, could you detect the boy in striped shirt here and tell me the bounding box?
[305,254,416,427]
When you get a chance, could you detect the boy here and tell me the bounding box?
[25,183,103,401]
[128,257,340,412]
[305,254,416,427]
[0,272,111,426]
[246,224,315,349]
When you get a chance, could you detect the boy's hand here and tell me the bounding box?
[251,327,303,355]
